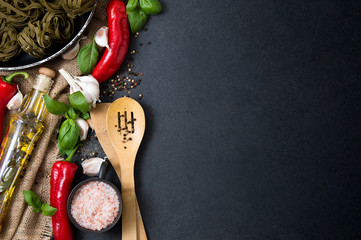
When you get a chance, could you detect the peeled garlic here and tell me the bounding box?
[74,117,89,140]
[7,87,23,110]
[81,157,105,176]
[61,36,86,60]
[59,69,100,107]
[95,26,109,49]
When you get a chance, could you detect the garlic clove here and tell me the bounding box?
[7,87,23,110]
[61,36,86,60]
[74,117,89,141]
[59,69,100,108]
[95,26,109,49]
[73,75,100,107]
[81,157,105,176]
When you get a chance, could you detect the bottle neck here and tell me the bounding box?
[19,74,53,122]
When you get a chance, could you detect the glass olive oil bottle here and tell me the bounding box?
[0,68,55,230]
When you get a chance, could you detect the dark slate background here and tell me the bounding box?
[72,0,361,239]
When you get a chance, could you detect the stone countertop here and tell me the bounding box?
[72,0,361,239]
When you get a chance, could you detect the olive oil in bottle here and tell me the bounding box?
[0,68,55,230]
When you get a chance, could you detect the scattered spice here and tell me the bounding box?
[100,28,152,102]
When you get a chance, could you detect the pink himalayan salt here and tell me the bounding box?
[70,181,120,231]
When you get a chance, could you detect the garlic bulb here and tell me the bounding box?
[7,87,23,110]
[74,117,89,140]
[81,157,105,176]
[95,26,109,49]
[61,36,86,60]
[59,69,100,107]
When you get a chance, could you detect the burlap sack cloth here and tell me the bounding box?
[0,1,108,239]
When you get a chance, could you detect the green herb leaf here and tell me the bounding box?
[77,38,99,75]
[81,112,90,120]
[44,94,70,115]
[69,91,90,113]
[66,106,80,120]
[126,0,139,12]
[41,203,57,216]
[139,0,162,15]
[127,9,149,34]
[65,144,80,162]
[23,190,42,213]
[58,119,79,155]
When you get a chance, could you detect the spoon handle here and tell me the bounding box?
[136,197,148,240]
[121,166,137,240]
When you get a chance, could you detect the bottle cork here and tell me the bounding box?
[34,67,55,92]
[38,67,56,78]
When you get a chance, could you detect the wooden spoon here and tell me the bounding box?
[90,103,147,240]
[106,97,145,240]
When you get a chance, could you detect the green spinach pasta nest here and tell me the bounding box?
[0,0,96,61]
[0,24,21,62]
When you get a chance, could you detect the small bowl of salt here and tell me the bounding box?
[67,161,122,233]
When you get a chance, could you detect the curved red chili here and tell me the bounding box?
[50,160,78,240]
[92,0,130,83]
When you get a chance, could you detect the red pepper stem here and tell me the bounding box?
[2,72,29,84]
[64,145,80,162]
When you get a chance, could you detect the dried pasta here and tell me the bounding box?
[0,0,96,61]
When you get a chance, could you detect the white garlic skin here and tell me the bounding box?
[74,117,89,141]
[82,157,105,176]
[59,69,100,108]
[72,75,100,108]
[95,26,109,49]
[7,88,23,110]
[61,36,86,60]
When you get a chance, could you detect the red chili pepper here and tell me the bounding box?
[0,72,29,140]
[50,148,78,240]
[92,0,129,83]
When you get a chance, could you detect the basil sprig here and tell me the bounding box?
[23,190,57,216]
[44,91,90,156]
[44,95,70,115]
[139,0,162,15]
[58,119,79,155]
[69,91,90,113]
[126,0,162,34]
[128,9,149,35]
[77,38,100,75]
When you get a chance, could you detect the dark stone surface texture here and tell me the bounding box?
[73,1,361,239]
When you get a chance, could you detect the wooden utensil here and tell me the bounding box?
[106,97,146,240]
[90,103,147,240]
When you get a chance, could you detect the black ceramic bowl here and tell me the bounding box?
[0,2,97,71]
[67,162,122,233]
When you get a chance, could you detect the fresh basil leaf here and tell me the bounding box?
[69,91,90,113]
[81,112,90,120]
[127,0,139,12]
[59,147,72,156]
[77,39,99,75]
[41,203,57,216]
[66,106,80,120]
[44,94,70,115]
[127,9,149,34]
[58,119,79,155]
[23,190,42,212]
[139,0,162,15]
